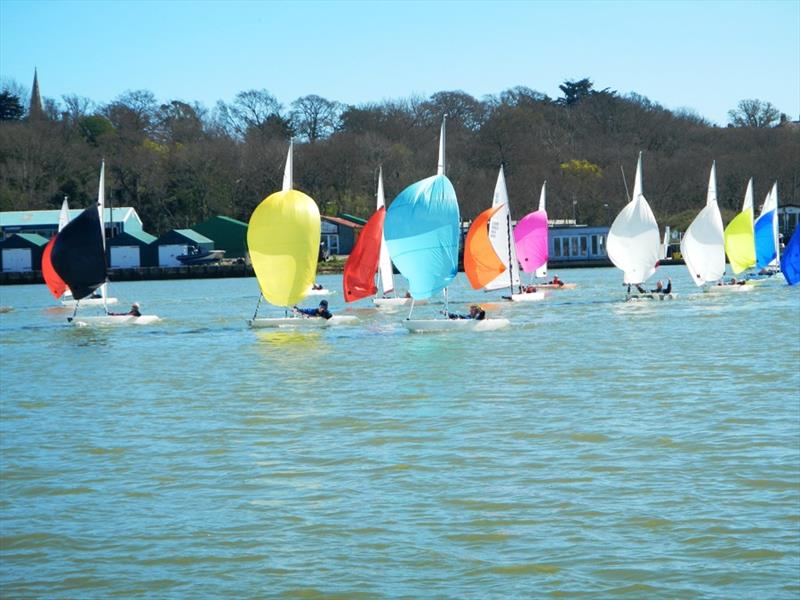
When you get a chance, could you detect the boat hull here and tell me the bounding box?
[536,283,577,290]
[248,315,358,328]
[305,288,334,296]
[402,318,510,333]
[626,293,677,301]
[62,297,118,307]
[704,284,754,293]
[507,291,546,302]
[69,314,160,326]
[373,297,412,308]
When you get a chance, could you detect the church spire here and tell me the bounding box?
[29,68,43,120]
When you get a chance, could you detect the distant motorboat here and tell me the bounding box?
[176,248,225,265]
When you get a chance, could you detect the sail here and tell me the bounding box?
[780,225,800,285]
[724,178,756,274]
[680,162,725,286]
[41,238,68,298]
[485,166,520,291]
[754,183,779,269]
[58,197,70,231]
[384,174,460,299]
[515,183,548,274]
[376,167,394,295]
[465,205,507,289]
[535,182,548,278]
[660,226,671,260]
[606,152,660,284]
[50,206,107,300]
[343,207,385,302]
[248,189,320,307]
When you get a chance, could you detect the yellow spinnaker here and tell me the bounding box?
[724,208,755,274]
[247,189,321,307]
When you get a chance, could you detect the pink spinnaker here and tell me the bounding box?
[514,210,548,273]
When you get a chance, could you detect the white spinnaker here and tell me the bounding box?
[606,152,660,284]
[681,161,725,286]
[534,182,548,279]
[376,167,394,295]
[485,166,520,291]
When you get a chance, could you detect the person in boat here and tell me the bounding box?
[110,302,141,317]
[549,274,564,287]
[651,278,672,295]
[445,304,486,321]
[293,299,332,320]
[633,284,648,294]
[312,283,323,290]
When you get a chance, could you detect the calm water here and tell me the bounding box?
[1,266,799,599]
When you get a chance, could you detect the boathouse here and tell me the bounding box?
[0,207,148,241]
[321,216,361,256]
[0,233,49,272]
[154,229,215,267]
[191,216,247,259]
[107,230,157,268]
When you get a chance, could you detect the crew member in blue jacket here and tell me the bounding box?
[293,299,333,319]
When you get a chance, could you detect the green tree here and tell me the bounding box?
[0,91,24,120]
[727,99,781,127]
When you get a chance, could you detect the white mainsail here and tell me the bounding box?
[376,167,394,295]
[58,197,70,231]
[485,165,521,291]
[681,161,726,286]
[97,160,108,306]
[535,182,548,279]
[606,152,661,284]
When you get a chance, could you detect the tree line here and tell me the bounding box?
[1,78,797,236]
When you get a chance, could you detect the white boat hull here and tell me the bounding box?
[69,314,160,326]
[402,318,510,333]
[248,315,358,328]
[373,297,412,308]
[536,283,577,290]
[62,297,118,307]
[704,284,754,293]
[507,291,546,302]
[305,288,334,296]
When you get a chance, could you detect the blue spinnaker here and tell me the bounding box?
[754,209,777,269]
[384,174,460,299]
[780,226,800,286]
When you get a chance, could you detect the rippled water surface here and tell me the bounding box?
[1,266,799,598]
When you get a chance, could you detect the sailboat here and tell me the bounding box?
[723,178,757,276]
[51,162,157,325]
[371,167,412,308]
[384,118,509,332]
[780,224,800,285]
[606,152,667,300]
[42,197,71,300]
[681,162,728,290]
[247,142,356,328]
[514,181,576,291]
[754,182,781,275]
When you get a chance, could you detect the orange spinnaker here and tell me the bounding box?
[343,207,386,302]
[464,205,506,289]
[42,237,68,299]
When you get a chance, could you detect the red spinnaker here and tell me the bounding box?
[42,237,68,299]
[343,207,386,302]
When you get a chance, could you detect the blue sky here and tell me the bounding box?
[1,0,798,125]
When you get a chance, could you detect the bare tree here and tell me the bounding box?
[728,99,781,128]
[290,94,342,143]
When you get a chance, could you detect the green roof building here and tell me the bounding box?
[191,215,247,258]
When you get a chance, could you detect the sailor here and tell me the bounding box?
[293,299,333,320]
[444,304,486,321]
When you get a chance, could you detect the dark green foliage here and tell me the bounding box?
[0,81,797,235]
[0,91,24,121]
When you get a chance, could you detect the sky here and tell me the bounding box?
[1,0,798,125]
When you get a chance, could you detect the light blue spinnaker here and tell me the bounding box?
[384,174,460,299]
[780,226,800,286]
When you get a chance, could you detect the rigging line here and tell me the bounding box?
[406,297,415,320]
[251,293,263,321]
[620,165,630,203]
[506,211,514,295]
